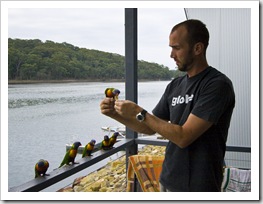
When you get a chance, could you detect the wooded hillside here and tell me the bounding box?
[8,38,184,81]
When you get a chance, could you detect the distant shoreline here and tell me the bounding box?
[8,79,169,84]
[8,79,125,84]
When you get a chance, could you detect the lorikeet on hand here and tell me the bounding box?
[105,88,120,100]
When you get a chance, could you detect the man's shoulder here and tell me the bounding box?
[203,68,235,101]
[206,67,234,86]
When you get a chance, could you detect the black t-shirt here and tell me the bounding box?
[152,67,235,192]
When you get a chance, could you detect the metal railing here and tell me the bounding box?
[9,137,251,192]
[9,139,134,192]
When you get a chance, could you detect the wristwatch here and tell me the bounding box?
[136,109,147,122]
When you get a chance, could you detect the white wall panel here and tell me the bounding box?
[185,8,251,168]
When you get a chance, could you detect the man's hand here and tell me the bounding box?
[114,100,142,118]
[100,97,117,117]
[100,98,156,135]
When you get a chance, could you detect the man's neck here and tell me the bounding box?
[187,60,209,78]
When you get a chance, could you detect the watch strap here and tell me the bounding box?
[141,109,147,117]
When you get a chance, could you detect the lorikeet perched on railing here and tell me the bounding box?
[59,141,81,168]
[82,139,96,157]
[109,132,119,148]
[35,159,49,178]
[100,135,111,150]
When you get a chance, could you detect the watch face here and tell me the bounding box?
[137,114,143,121]
[136,110,147,122]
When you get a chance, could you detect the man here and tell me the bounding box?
[100,19,235,192]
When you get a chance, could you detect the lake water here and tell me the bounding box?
[7,81,169,191]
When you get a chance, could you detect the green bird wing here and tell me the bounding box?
[59,149,70,168]
[82,145,88,158]
[100,141,104,149]
[35,164,40,178]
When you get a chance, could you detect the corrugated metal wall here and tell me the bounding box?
[185,8,251,169]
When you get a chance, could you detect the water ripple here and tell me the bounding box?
[8,94,102,109]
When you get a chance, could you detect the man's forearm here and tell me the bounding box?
[109,112,156,135]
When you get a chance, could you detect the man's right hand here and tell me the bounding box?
[100,97,116,117]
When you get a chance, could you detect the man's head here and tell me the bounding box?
[169,19,209,73]
[171,19,209,54]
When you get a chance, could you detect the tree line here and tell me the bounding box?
[8,38,185,81]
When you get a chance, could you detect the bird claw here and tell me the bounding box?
[102,147,114,151]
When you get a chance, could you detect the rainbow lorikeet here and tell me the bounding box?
[82,139,96,157]
[109,132,119,148]
[105,88,120,100]
[100,135,111,150]
[35,159,49,178]
[59,141,81,168]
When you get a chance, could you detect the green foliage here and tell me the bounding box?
[8,38,183,81]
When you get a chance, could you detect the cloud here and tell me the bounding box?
[8,8,125,52]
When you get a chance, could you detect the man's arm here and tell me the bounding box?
[101,99,213,148]
[113,100,213,149]
[143,112,213,148]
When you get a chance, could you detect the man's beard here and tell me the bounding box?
[177,50,194,72]
[177,59,194,72]
[178,63,190,72]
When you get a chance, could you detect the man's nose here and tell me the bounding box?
[170,50,176,58]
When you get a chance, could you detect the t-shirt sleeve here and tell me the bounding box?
[191,79,235,124]
[152,85,170,121]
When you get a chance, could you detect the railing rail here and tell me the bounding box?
[9,139,134,192]
[136,138,251,153]
[9,137,251,192]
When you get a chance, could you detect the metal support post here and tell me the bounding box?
[124,8,138,191]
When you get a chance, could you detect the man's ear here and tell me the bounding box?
[193,42,204,55]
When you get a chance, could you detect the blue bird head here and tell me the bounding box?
[37,160,45,167]
[72,141,82,149]
[104,135,109,141]
[90,139,96,145]
[113,132,119,137]
[113,89,120,96]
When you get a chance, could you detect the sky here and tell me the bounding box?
[8,7,186,70]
